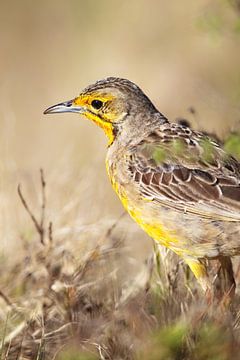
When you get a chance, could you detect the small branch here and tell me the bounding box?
[0,290,13,307]
[104,212,126,240]
[48,221,53,243]
[40,169,46,243]
[17,170,53,245]
[0,290,21,314]
[17,184,43,243]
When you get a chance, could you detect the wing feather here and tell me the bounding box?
[128,124,240,221]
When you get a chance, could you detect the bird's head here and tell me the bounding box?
[44,77,158,145]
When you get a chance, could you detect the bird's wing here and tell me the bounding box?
[128,123,240,221]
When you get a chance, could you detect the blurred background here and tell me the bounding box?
[1,0,240,256]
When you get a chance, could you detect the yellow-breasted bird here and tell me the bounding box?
[44,77,240,292]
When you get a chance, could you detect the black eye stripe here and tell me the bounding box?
[91,99,103,110]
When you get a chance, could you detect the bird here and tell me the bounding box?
[44,77,240,293]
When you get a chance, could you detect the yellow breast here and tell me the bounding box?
[105,158,183,252]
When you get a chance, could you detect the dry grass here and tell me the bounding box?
[1,131,240,360]
[1,1,240,359]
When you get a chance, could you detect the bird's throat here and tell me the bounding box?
[84,111,115,145]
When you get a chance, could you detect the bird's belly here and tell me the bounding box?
[124,197,227,258]
[126,200,192,255]
[108,174,192,254]
[116,188,230,258]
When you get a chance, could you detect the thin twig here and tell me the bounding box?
[48,221,53,243]
[3,338,11,360]
[0,290,21,315]
[14,325,26,360]
[0,290,13,307]
[103,212,126,240]
[0,312,9,360]
[40,168,46,244]
[17,169,49,245]
[17,184,43,242]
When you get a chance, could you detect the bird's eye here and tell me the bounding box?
[91,99,103,110]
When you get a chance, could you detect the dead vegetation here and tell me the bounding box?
[1,134,240,360]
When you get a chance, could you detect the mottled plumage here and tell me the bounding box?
[44,77,240,292]
[127,124,240,221]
